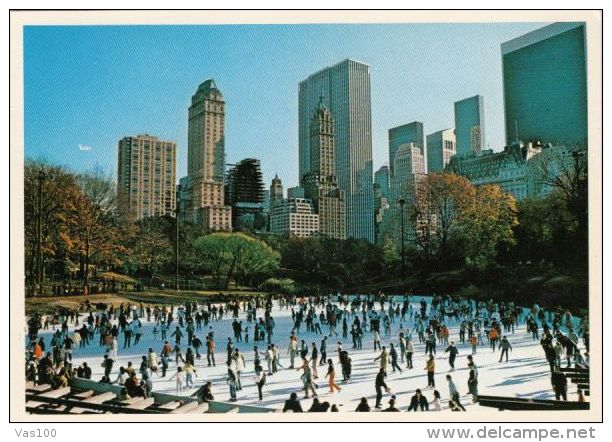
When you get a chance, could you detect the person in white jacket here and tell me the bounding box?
[430,390,442,411]
[265,345,274,375]
[109,337,118,360]
[406,338,415,369]
[147,348,159,375]
[233,348,246,390]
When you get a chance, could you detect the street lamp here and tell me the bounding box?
[397,198,406,278]
[36,170,45,295]
[175,203,180,292]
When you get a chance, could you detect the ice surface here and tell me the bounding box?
[28,297,586,412]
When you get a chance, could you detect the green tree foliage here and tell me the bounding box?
[501,148,588,270]
[260,277,296,295]
[274,236,390,290]
[122,217,174,280]
[193,232,280,289]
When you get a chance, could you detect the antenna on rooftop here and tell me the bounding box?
[514,119,519,143]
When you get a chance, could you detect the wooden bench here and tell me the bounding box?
[158,401,182,411]
[39,387,71,399]
[25,393,164,414]
[26,383,52,393]
[478,395,589,411]
[25,400,45,409]
[191,402,210,414]
[559,367,589,373]
[170,401,200,414]
[72,390,95,400]
[124,398,155,411]
[82,392,117,404]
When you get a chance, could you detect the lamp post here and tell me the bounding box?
[397,198,406,278]
[36,170,45,295]
[175,203,180,292]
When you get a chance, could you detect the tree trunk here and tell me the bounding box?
[225,258,236,290]
[85,235,91,288]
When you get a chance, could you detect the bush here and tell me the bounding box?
[260,278,296,295]
[457,284,484,301]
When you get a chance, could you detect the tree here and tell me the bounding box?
[193,233,280,289]
[411,173,475,257]
[74,171,124,285]
[525,146,588,267]
[24,161,82,284]
[122,217,174,280]
[459,184,518,270]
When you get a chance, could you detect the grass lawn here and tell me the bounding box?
[25,289,269,316]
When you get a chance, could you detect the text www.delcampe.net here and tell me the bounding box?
[426,426,596,440]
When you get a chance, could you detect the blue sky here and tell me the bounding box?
[24,22,546,188]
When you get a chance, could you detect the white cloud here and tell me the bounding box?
[78,144,92,151]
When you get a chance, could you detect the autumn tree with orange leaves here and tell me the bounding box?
[412,173,518,269]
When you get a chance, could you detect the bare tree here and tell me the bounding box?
[74,171,119,286]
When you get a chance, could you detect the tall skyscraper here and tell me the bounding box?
[117,134,176,221]
[374,165,390,198]
[426,128,456,172]
[390,143,425,201]
[454,95,485,157]
[373,165,390,244]
[184,79,232,231]
[502,22,587,146]
[226,158,266,232]
[287,186,305,199]
[269,174,284,209]
[299,59,374,242]
[303,98,346,240]
[379,142,426,245]
[388,122,424,177]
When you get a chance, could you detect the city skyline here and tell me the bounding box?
[24,22,547,189]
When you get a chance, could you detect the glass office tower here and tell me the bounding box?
[299,59,374,242]
[388,122,425,176]
[454,95,485,157]
[501,22,587,146]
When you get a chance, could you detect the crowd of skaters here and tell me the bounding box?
[25,292,589,412]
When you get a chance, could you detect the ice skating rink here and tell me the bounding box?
[30,298,586,412]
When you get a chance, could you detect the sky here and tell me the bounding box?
[24,22,547,189]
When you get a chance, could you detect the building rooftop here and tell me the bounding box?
[195,78,222,96]
[501,22,584,55]
[299,58,371,83]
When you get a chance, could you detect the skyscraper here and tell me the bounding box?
[269,174,284,209]
[374,165,390,198]
[390,143,425,201]
[454,95,485,157]
[184,79,232,231]
[388,122,424,177]
[117,134,176,221]
[426,128,456,173]
[303,98,346,240]
[373,165,390,244]
[501,22,587,146]
[380,142,425,245]
[226,158,266,232]
[299,59,374,242]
